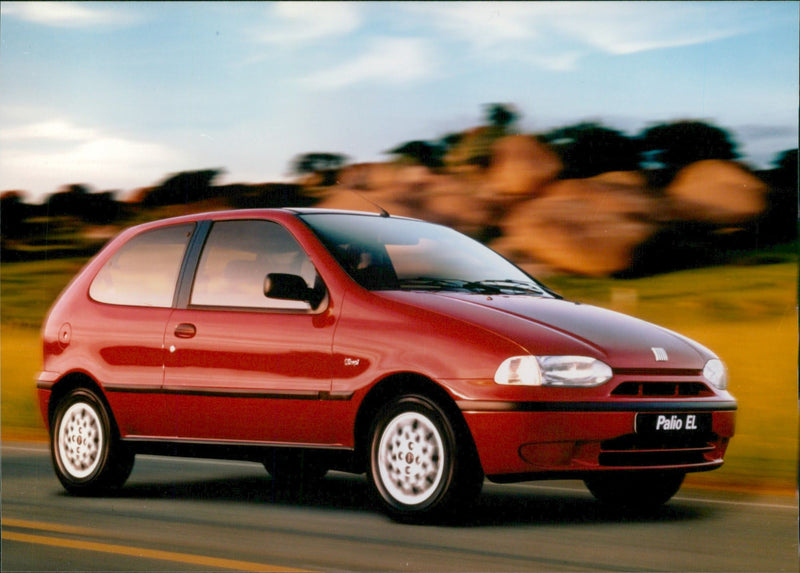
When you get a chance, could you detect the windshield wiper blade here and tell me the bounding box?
[397,277,470,291]
[398,277,552,296]
[463,279,548,296]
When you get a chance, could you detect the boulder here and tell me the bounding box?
[495,178,657,276]
[336,163,372,189]
[335,163,405,191]
[666,160,768,224]
[588,171,648,188]
[424,194,495,235]
[443,126,494,172]
[486,135,562,197]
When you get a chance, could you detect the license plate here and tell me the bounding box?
[635,413,711,436]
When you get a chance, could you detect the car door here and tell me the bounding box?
[163,219,336,445]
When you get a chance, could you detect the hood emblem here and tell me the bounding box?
[651,347,669,362]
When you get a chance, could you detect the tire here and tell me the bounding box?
[51,387,134,495]
[367,395,483,521]
[584,471,685,510]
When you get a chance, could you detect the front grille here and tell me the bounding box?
[611,382,713,397]
[599,432,718,467]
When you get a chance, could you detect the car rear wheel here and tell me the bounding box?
[368,395,482,521]
[51,387,134,494]
[584,471,685,509]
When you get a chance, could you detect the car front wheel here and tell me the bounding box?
[584,471,685,510]
[51,387,134,494]
[368,395,482,521]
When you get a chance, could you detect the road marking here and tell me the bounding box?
[2,528,309,572]
[3,518,97,536]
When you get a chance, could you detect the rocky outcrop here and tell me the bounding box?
[310,146,772,276]
[486,135,562,197]
[494,178,657,276]
[666,160,768,225]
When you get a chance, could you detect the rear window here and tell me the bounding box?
[89,224,194,307]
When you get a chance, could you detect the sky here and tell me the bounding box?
[0,1,797,202]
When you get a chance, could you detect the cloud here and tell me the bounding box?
[253,2,361,45]
[0,118,186,194]
[554,3,744,55]
[301,37,437,90]
[408,2,753,70]
[0,1,138,29]
[412,3,542,50]
[0,120,98,142]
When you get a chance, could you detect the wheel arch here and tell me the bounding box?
[48,372,117,435]
[352,372,481,474]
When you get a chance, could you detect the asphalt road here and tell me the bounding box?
[2,442,797,572]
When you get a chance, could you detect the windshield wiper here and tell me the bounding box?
[397,277,471,291]
[463,279,549,296]
[398,277,551,296]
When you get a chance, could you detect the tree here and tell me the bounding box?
[290,153,349,186]
[540,122,640,179]
[1,191,30,239]
[440,132,464,149]
[772,148,798,185]
[757,148,798,244]
[142,169,224,206]
[45,184,125,224]
[387,140,444,169]
[47,184,91,217]
[639,120,738,171]
[484,103,519,132]
[290,153,349,176]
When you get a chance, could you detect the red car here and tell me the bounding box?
[38,208,736,520]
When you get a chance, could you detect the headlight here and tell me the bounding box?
[703,358,728,390]
[494,356,612,387]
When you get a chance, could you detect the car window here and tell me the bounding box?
[89,223,194,307]
[190,220,320,310]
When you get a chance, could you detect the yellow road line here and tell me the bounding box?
[3,518,97,536]
[2,530,309,572]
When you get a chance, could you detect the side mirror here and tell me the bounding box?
[264,273,325,309]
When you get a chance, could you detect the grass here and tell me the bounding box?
[0,257,88,327]
[2,257,797,492]
[1,325,43,432]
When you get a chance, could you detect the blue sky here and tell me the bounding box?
[1,1,797,202]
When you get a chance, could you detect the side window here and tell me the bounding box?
[90,224,194,307]
[190,220,320,311]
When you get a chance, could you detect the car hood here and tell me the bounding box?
[379,292,711,370]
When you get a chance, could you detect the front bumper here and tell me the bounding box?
[458,399,736,479]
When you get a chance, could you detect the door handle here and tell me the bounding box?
[174,323,197,339]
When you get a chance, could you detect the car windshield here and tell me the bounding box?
[298,212,553,296]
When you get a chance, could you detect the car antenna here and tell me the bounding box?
[355,192,390,217]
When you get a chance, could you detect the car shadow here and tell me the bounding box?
[96,472,710,527]
[463,485,709,527]
[103,472,373,512]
